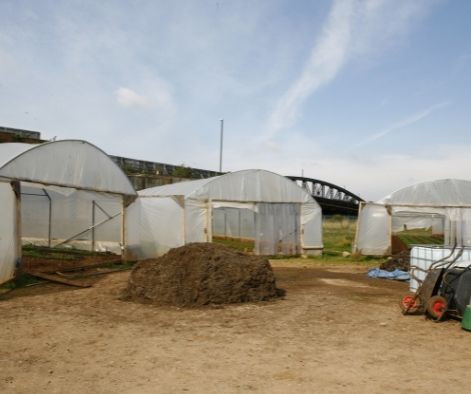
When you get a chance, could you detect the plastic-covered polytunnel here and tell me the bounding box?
[0,140,137,284]
[353,179,471,255]
[126,169,323,259]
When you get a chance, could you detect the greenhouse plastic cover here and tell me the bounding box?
[127,169,323,259]
[0,141,136,196]
[0,140,137,284]
[355,179,471,255]
[139,169,315,203]
[0,183,17,284]
[21,183,122,252]
[355,203,391,255]
[380,179,471,207]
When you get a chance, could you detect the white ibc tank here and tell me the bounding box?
[410,246,471,292]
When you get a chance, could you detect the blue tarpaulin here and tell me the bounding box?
[367,268,410,281]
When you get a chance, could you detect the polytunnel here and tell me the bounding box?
[353,179,471,255]
[0,140,137,284]
[126,169,323,259]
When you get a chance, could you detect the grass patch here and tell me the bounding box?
[0,273,44,293]
[322,216,356,255]
[212,216,385,266]
[212,236,254,252]
[22,244,114,260]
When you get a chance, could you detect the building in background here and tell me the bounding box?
[0,125,220,190]
[0,126,43,143]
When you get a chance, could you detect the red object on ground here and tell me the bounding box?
[401,294,420,313]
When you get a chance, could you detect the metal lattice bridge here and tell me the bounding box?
[286,176,364,216]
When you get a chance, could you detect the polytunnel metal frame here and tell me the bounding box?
[0,140,137,285]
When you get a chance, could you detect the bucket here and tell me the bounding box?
[461,305,471,331]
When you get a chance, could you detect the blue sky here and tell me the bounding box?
[1,0,470,200]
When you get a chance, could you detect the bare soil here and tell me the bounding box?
[1,259,471,393]
[391,234,410,255]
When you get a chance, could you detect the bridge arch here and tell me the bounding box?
[287,176,364,215]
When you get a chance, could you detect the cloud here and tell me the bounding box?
[216,135,471,202]
[357,101,450,146]
[265,0,354,136]
[115,87,152,108]
[265,0,436,138]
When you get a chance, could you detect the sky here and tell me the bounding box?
[1,0,470,200]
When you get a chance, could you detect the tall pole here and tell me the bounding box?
[219,118,224,172]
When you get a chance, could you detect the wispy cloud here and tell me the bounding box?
[219,136,471,201]
[115,79,176,115]
[357,101,450,146]
[265,0,354,136]
[115,87,152,108]
[265,0,436,138]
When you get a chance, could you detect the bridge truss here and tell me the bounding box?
[287,176,364,216]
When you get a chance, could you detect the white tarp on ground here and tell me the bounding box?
[354,179,471,255]
[126,169,323,259]
[0,140,137,285]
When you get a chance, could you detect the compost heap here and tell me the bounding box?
[122,243,284,307]
[379,251,410,272]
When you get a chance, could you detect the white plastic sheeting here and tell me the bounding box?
[391,213,445,235]
[0,141,136,195]
[0,140,137,285]
[128,169,323,258]
[21,183,122,253]
[0,183,17,284]
[213,207,256,239]
[255,203,301,255]
[354,179,471,255]
[354,204,391,255]
[380,179,471,206]
[127,197,184,260]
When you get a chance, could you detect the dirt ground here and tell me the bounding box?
[1,259,471,393]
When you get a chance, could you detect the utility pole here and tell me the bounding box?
[219,119,224,172]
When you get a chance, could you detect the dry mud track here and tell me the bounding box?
[1,260,470,393]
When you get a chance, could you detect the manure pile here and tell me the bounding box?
[122,243,284,307]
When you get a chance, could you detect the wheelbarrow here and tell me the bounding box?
[401,264,471,321]
[401,268,445,319]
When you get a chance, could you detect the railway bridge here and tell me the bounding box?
[287,176,364,216]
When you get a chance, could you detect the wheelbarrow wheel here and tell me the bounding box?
[426,295,448,321]
[400,294,421,314]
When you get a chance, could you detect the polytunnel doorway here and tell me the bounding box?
[21,183,122,253]
[20,183,126,274]
[391,212,445,254]
[354,203,448,256]
[211,202,302,256]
